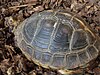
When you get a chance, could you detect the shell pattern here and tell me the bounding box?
[15,10,100,70]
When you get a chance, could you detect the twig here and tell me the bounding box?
[9,2,37,9]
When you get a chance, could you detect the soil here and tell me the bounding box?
[0,0,100,75]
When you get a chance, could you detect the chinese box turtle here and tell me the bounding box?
[14,10,100,74]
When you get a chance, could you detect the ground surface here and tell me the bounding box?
[0,0,100,75]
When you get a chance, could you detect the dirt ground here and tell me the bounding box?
[0,0,100,75]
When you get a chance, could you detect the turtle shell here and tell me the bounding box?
[14,10,100,70]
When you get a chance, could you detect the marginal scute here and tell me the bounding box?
[94,39,100,51]
[27,46,33,56]
[20,40,28,52]
[86,46,98,59]
[33,50,42,60]
[15,32,22,44]
[78,51,89,65]
[52,54,65,68]
[66,54,79,69]
[41,52,52,64]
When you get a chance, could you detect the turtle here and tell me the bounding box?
[14,10,100,74]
